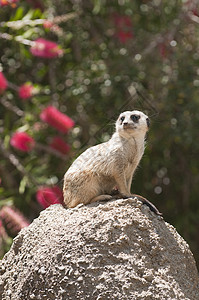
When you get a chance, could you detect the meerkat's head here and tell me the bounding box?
[116,110,150,138]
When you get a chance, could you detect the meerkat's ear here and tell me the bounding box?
[146,118,150,128]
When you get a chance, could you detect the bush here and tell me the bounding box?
[0,0,199,267]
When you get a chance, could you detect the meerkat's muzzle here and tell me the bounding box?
[123,123,136,130]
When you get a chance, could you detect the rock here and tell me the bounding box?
[0,198,199,300]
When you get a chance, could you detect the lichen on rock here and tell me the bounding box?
[0,198,199,300]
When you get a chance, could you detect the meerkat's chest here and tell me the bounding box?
[124,139,145,175]
[124,137,144,159]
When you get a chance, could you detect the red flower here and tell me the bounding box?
[114,14,132,28]
[26,0,44,10]
[50,136,70,155]
[43,20,54,29]
[0,206,29,234]
[159,43,167,59]
[30,38,63,58]
[40,106,75,133]
[36,186,64,209]
[0,219,8,240]
[192,8,199,17]
[0,0,18,6]
[116,31,133,43]
[10,132,35,152]
[0,72,7,93]
[18,83,34,99]
[113,14,133,43]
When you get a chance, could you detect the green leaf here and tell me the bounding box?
[20,44,32,59]
[0,198,14,207]
[92,0,101,14]
[22,9,34,21]
[32,8,43,19]
[19,176,28,194]
[11,7,24,21]
[22,28,36,39]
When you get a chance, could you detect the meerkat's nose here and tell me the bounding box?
[123,122,128,125]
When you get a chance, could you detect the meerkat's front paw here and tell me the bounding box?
[90,194,113,203]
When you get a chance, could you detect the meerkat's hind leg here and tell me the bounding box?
[90,194,113,204]
[110,190,130,200]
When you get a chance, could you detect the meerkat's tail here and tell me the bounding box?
[132,194,163,216]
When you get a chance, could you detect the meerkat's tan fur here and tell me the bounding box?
[63,110,150,208]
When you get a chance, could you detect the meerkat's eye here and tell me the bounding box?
[120,116,125,122]
[131,114,140,123]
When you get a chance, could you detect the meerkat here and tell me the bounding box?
[63,110,162,215]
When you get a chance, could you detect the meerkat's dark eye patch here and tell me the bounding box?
[120,116,125,123]
[131,114,140,123]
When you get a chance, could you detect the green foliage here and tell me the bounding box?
[0,0,199,267]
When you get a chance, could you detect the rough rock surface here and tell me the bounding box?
[0,198,199,300]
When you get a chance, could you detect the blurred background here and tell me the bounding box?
[0,0,199,268]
